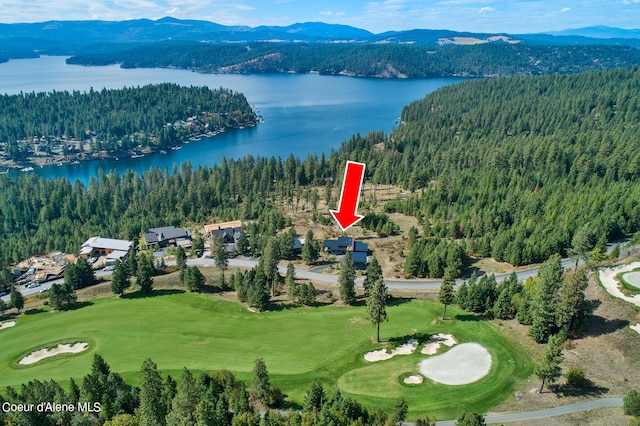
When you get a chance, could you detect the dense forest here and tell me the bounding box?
[67,41,640,78]
[337,67,640,267]
[0,84,256,160]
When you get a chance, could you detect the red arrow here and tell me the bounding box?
[330,161,366,231]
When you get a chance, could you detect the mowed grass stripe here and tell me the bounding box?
[0,293,533,419]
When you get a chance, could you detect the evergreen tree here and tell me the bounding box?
[186,266,206,292]
[568,223,593,270]
[535,333,564,393]
[166,368,204,426]
[366,277,389,342]
[439,270,456,320]
[251,357,270,403]
[392,396,408,425]
[338,251,356,305]
[362,257,382,298]
[137,358,166,426]
[259,238,279,296]
[286,262,296,302]
[556,268,588,334]
[48,283,75,310]
[303,381,325,412]
[301,230,319,266]
[192,233,205,258]
[75,256,97,289]
[213,236,229,287]
[623,390,640,416]
[530,254,563,343]
[137,252,155,294]
[493,285,512,319]
[236,229,249,255]
[175,246,188,271]
[0,298,6,317]
[455,412,486,426]
[111,259,131,297]
[10,285,23,313]
[456,281,469,310]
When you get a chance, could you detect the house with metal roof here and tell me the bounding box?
[80,237,132,261]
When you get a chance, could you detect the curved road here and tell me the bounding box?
[434,397,623,425]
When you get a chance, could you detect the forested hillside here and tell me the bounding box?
[1,68,639,274]
[338,67,640,267]
[0,84,256,160]
[67,41,640,78]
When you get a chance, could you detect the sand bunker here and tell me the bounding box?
[419,343,491,385]
[0,321,16,330]
[631,324,640,335]
[403,374,424,384]
[421,333,457,355]
[598,262,640,307]
[364,339,418,362]
[19,342,89,365]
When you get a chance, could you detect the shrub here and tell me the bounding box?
[624,390,640,416]
[563,367,589,387]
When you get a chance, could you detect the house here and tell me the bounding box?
[323,237,369,268]
[204,220,243,243]
[351,251,368,270]
[144,226,192,248]
[80,237,132,261]
[323,236,353,255]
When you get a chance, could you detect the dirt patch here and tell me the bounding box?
[19,342,89,365]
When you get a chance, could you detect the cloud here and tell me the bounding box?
[560,7,570,12]
[319,10,346,16]
[166,7,180,15]
[235,4,255,10]
[478,6,494,13]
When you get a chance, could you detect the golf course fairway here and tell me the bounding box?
[0,292,533,419]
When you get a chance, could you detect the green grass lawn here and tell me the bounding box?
[0,292,533,420]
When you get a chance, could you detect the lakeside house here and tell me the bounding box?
[143,226,192,249]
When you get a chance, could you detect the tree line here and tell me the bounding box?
[67,41,640,78]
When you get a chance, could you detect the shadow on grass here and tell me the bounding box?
[60,301,94,311]
[24,307,48,315]
[388,332,433,346]
[122,289,184,299]
[387,297,413,307]
[454,313,490,322]
[556,382,609,397]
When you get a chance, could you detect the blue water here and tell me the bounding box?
[0,56,463,185]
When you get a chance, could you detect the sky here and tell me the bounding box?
[1,0,639,34]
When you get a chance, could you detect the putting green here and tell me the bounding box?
[0,293,533,419]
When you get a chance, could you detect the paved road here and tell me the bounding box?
[2,238,630,304]
[433,397,623,425]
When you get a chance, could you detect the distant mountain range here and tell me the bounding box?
[1,17,639,60]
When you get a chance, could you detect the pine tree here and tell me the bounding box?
[259,237,280,296]
[137,252,155,294]
[10,285,24,313]
[192,233,205,258]
[252,357,270,403]
[366,277,389,342]
[182,266,205,292]
[175,245,187,271]
[530,254,563,343]
[137,358,166,426]
[362,257,382,298]
[535,333,564,393]
[438,269,456,320]
[303,381,325,412]
[493,285,512,319]
[213,236,229,287]
[166,368,204,425]
[301,229,319,266]
[111,259,130,297]
[338,251,356,305]
[286,263,296,302]
[236,229,249,255]
[556,268,588,334]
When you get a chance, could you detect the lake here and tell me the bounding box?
[0,56,462,185]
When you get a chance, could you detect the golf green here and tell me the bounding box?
[0,293,533,419]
